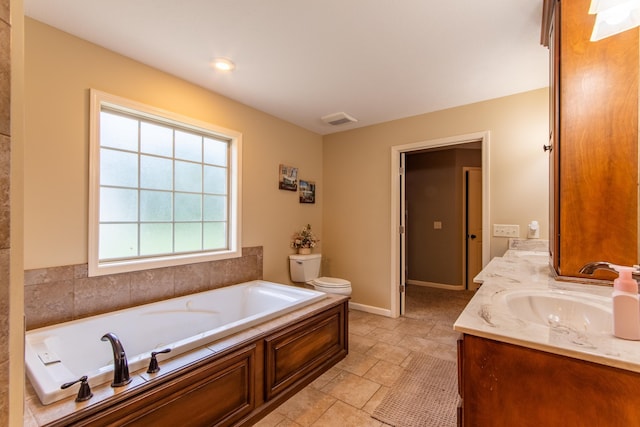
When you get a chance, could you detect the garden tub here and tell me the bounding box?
[25,280,325,405]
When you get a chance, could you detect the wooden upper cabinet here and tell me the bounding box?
[542,0,639,280]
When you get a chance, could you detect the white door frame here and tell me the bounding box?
[390,131,491,318]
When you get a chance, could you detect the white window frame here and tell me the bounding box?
[88,89,242,277]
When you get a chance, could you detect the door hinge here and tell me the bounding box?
[399,167,404,176]
[399,225,405,234]
[399,284,405,293]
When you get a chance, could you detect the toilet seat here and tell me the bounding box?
[313,277,351,288]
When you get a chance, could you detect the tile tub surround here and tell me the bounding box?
[24,246,263,330]
[454,249,640,373]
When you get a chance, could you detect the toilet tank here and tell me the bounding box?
[289,254,322,282]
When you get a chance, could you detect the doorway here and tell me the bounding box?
[463,167,483,291]
[390,132,490,317]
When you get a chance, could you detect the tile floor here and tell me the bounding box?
[254,285,475,427]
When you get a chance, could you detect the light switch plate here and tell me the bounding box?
[493,224,519,237]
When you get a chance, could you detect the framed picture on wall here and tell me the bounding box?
[278,164,298,191]
[299,180,315,203]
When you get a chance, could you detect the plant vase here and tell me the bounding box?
[298,247,311,255]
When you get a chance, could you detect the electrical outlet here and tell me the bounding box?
[493,224,520,237]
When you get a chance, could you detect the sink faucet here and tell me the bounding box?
[579,262,640,281]
[101,332,132,387]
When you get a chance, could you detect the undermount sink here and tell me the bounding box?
[500,289,612,334]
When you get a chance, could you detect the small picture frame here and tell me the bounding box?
[299,180,315,204]
[278,164,298,191]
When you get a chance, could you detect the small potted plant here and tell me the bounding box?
[291,224,319,254]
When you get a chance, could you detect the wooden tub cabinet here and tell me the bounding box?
[39,298,348,427]
[457,334,640,426]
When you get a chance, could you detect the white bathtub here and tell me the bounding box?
[25,280,325,405]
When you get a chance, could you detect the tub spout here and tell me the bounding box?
[101,332,132,387]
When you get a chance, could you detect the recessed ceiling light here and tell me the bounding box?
[212,57,236,72]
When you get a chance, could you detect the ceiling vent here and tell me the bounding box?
[321,112,358,126]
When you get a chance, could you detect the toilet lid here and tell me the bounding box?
[314,277,351,287]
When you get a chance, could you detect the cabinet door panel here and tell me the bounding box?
[461,335,640,426]
[544,0,638,279]
[265,304,347,400]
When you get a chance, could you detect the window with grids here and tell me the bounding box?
[89,90,242,276]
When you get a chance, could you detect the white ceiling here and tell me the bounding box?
[24,0,549,135]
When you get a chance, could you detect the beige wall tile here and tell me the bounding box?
[24,247,264,326]
[130,267,174,305]
[73,274,131,318]
[173,262,210,296]
[24,280,74,329]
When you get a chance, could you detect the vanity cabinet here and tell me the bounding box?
[457,334,640,426]
[541,0,639,280]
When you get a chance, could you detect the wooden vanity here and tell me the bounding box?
[457,334,640,426]
[27,296,348,426]
[454,250,640,426]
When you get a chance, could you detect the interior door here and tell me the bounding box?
[466,168,482,290]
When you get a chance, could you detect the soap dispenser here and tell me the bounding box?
[611,265,640,341]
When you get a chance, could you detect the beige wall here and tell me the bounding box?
[24,18,323,285]
[323,88,549,310]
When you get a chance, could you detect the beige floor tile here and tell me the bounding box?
[272,387,337,426]
[321,371,381,409]
[398,334,453,355]
[275,420,304,427]
[392,318,436,339]
[361,385,390,415]
[362,315,404,331]
[336,351,379,376]
[365,327,404,346]
[362,360,405,387]
[365,341,411,365]
[253,411,287,427]
[310,366,342,390]
[349,334,377,354]
[310,401,383,427]
[349,319,378,336]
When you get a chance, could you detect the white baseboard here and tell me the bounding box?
[406,279,465,291]
[348,301,393,318]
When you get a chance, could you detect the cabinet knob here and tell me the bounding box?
[543,144,553,152]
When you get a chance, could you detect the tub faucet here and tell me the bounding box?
[579,262,640,281]
[101,332,132,387]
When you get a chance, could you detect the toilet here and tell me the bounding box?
[289,254,352,296]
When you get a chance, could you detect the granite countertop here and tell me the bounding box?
[454,246,640,373]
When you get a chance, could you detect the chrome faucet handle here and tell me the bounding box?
[578,261,617,275]
[61,375,93,402]
[147,348,172,374]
